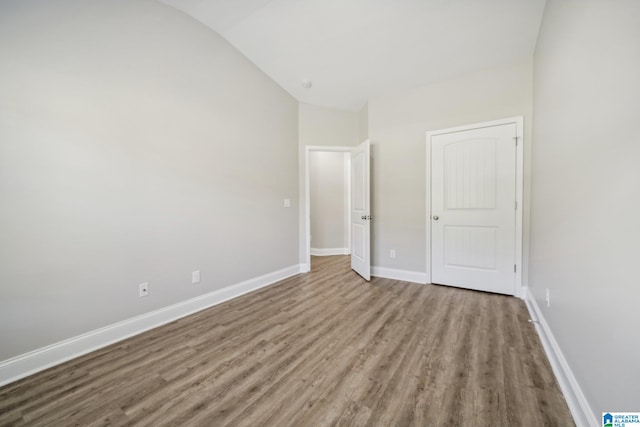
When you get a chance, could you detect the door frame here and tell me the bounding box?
[303,145,352,272]
[426,117,525,297]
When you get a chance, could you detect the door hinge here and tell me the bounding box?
[513,136,519,146]
[515,200,518,210]
[514,264,517,273]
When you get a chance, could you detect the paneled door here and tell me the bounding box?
[351,140,371,281]
[431,123,517,295]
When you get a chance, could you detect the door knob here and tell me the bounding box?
[432,215,439,220]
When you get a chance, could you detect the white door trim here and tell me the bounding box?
[303,145,353,272]
[426,117,525,298]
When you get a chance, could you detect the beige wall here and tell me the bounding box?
[0,0,298,361]
[309,152,348,250]
[298,104,360,265]
[530,0,640,416]
[298,104,360,147]
[358,103,369,142]
[367,58,533,275]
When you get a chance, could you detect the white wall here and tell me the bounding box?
[309,152,348,252]
[367,59,533,277]
[0,0,298,361]
[531,0,640,417]
[298,104,360,265]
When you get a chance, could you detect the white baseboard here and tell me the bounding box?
[310,247,350,256]
[524,288,598,427]
[0,264,301,387]
[371,266,428,284]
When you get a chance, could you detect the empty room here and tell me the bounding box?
[0,0,638,426]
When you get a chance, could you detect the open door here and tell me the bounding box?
[350,140,371,281]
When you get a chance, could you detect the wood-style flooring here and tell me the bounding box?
[0,256,574,426]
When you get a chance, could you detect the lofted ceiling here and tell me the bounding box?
[158,0,546,111]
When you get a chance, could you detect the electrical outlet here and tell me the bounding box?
[545,288,550,307]
[283,198,291,208]
[389,249,396,259]
[139,282,149,297]
[192,270,201,284]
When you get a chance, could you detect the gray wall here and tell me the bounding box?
[309,152,348,251]
[0,0,299,361]
[530,0,640,415]
[367,59,533,275]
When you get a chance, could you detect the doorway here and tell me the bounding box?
[426,118,524,296]
[308,151,351,258]
[304,146,352,273]
[304,142,371,280]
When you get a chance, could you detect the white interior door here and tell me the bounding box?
[431,124,516,295]
[351,140,370,281]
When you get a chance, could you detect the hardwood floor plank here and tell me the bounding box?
[277,281,421,426]
[203,278,407,426]
[0,256,574,427]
